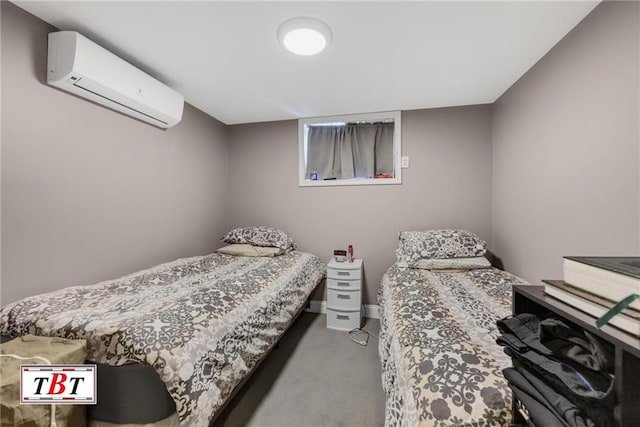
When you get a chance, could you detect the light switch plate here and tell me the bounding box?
[401,156,409,168]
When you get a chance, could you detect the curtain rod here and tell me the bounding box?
[308,120,394,127]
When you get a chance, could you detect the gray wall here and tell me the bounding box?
[492,0,640,285]
[4,0,638,308]
[227,106,493,304]
[1,2,230,304]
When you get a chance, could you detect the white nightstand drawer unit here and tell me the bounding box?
[326,308,362,331]
[327,266,361,281]
[327,277,360,292]
[327,289,361,311]
[326,258,363,331]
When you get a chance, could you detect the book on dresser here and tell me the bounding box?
[543,280,640,337]
[563,256,640,311]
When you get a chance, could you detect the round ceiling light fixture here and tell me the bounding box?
[277,17,332,56]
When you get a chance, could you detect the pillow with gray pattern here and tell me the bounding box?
[396,229,487,267]
[222,226,296,251]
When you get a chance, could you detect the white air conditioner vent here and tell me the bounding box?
[47,31,184,129]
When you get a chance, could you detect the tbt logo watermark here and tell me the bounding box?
[20,365,97,404]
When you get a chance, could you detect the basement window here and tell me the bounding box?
[298,111,402,187]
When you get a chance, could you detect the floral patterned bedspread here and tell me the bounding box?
[378,265,528,426]
[1,251,325,426]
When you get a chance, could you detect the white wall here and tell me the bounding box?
[1,2,230,304]
[492,0,640,284]
[3,1,639,307]
[227,106,494,304]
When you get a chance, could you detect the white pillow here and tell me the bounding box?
[411,256,491,270]
[217,244,285,257]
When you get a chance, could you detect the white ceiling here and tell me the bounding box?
[14,1,600,125]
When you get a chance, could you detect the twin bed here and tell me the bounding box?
[1,227,325,426]
[2,227,526,427]
[378,229,529,426]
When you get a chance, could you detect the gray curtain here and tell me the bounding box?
[305,122,394,180]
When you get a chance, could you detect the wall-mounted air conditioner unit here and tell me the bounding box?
[47,31,184,129]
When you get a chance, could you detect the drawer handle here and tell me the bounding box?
[337,315,349,320]
[337,282,350,286]
[337,271,350,276]
[337,294,351,300]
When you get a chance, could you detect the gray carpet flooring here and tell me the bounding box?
[216,313,385,427]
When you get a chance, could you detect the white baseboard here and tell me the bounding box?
[306,301,379,319]
[364,304,380,319]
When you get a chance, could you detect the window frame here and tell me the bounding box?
[298,111,402,187]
